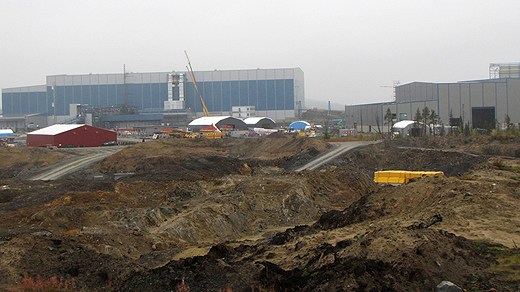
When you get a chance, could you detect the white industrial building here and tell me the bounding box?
[345,63,520,132]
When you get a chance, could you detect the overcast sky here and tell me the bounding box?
[1,0,519,110]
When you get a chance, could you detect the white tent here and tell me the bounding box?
[0,129,14,138]
[188,116,249,130]
[392,120,430,136]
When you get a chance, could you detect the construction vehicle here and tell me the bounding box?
[169,129,197,139]
[198,124,223,139]
[153,127,197,139]
[374,170,444,184]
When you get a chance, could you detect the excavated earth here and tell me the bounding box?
[0,136,519,291]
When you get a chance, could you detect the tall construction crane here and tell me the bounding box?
[380,80,400,101]
[185,51,210,117]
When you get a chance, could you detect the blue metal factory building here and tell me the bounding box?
[2,68,305,122]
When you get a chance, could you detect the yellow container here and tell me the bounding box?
[374,170,444,184]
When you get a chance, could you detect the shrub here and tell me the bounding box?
[13,273,75,292]
[176,275,189,292]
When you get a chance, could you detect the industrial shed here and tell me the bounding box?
[27,124,117,147]
[243,117,277,129]
[188,116,248,131]
[392,120,430,137]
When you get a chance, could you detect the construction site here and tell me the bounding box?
[1,58,520,291]
[0,133,519,291]
[3,1,520,290]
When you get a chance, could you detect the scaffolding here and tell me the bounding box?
[489,62,520,79]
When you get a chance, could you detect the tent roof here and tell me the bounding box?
[188,116,231,126]
[27,124,83,136]
[243,117,276,125]
[392,120,416,129]
[288,121,311,129]
[0,129,14,134]
[0,129,14,137]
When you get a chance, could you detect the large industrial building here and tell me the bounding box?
[345,63,520,132]
[26,124,116,147]
[1,68,305,130]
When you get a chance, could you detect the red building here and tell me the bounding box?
[27,124,117,147]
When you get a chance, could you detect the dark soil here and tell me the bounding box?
[1,137,519,291]
[338,143,487,177]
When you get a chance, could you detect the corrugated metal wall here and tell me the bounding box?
[346,78,520,132]
[2,68,304,121]
[27,125,116,147]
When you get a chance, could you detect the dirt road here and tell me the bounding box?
[295,140,380,171]
[29,146,123,180]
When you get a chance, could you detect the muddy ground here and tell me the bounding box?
[0,136,519,291]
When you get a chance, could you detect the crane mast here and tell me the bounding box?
[185,51,210,117]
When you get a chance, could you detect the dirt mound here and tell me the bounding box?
[339,143,486,176]
[119,228,505,291]
[390,136,520,157]
[133,155,245,181]
[0,162,374,289]
[97,137,331,178]
[2,233,135,291]
[118,141,520,291]
[121,170,520,291]
[1,137,519,291]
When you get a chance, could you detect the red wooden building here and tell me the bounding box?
[27,124,117,147]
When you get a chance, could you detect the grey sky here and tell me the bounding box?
[1,0,519,110]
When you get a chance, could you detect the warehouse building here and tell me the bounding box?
[2,68,305,127]
[345,63,520,132]
[27,124,117,147]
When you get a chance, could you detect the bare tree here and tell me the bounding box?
[375,114,384,138]
[384,108,393,133]
[422,106,430,134]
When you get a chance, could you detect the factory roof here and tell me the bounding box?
[28,124,83,136]
[188,116,232,126]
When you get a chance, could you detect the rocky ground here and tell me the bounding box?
[0,135,519,291]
